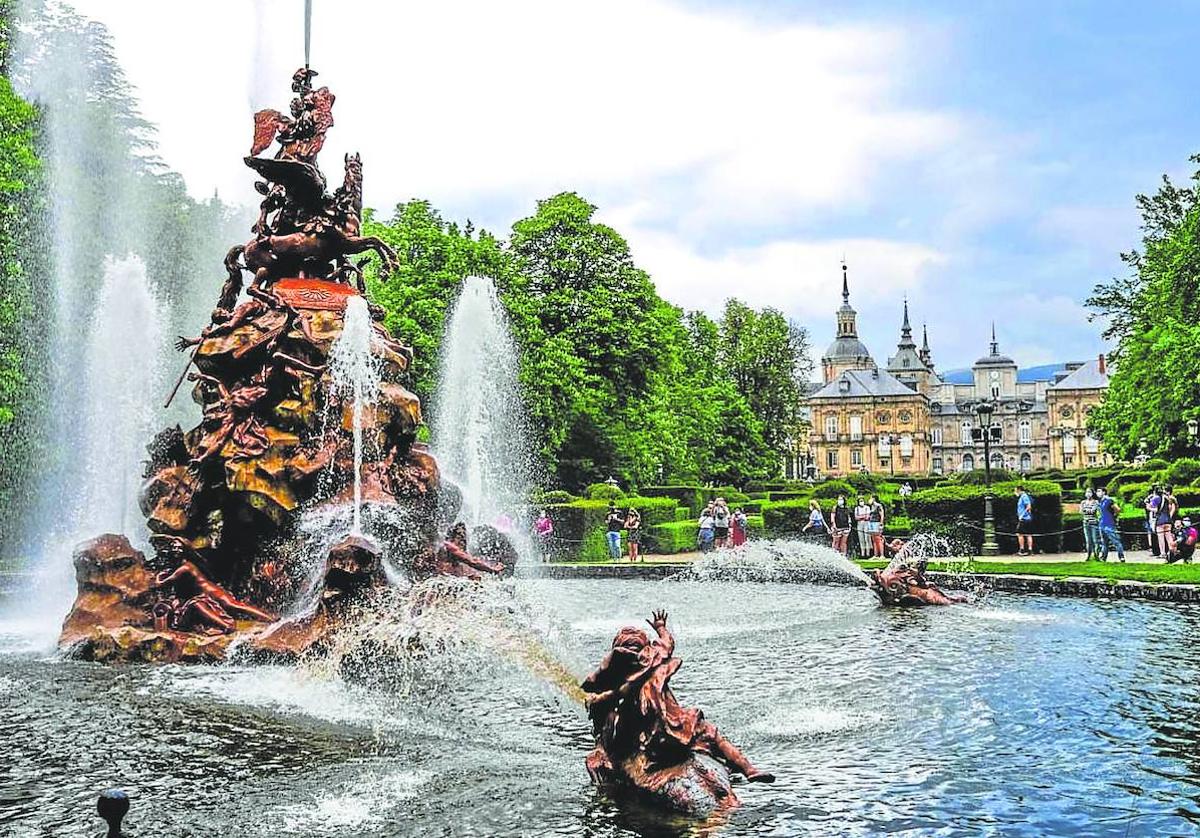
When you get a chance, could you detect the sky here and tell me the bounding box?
[63,0,1200,373]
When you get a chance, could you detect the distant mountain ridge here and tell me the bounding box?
[939,363,1069,385]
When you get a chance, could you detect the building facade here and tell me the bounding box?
[809,265,1109,477]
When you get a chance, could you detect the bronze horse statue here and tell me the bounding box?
[216,153,397,316]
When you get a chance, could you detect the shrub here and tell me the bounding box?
[535,489,576,505]
[650,520,699,554]
[812,480,854,499]
[766,491,810,502]
[585,482,626,501]
[845,471,880,494]
[549,496,681,558]
[1164,458,1200,488]
[760,498,811,537]
[884,516,912,538]
[1107,469,1157,496]
[952,468,1017,486]
[906,480,1063,554]
[1144,457,1170,471]
[641,485,710,515]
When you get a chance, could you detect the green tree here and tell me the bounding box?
[1087,157,1200,458]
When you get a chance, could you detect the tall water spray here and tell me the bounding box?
[328,296,382,534]
[432,277,535,529]
[26,256,167,625]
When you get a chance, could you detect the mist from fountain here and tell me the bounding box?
[432,276,536,535]
[677,539,874,586]
[20,255,167,635]
[328,295,382,535]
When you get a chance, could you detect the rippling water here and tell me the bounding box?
[2,578,1199,837]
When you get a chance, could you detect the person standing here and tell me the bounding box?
[1143,488,1162,557]
[1096,487,1124,562]
[1155,485,1178,560]
[830,495,852,556]
[625,508,643,562]
[697,503,716,553]
[854,496,872,558]
[712,497,731,549]
[867,494,886,558]
[1079,488,1100,561]
[802,499,828,540]
[1015,485,1034,556]
[534,510,554,560]
[605,504,625,560]
[731,507,749,547]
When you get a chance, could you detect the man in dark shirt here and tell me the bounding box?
[606,504,625,560]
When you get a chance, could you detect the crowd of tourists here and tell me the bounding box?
[696,498,750,552]
[801,494,888,558]
[1079,484,1198,563]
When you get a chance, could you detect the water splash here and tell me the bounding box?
[432,277,535,531]
[676,540,873,586]
[328,296,381,535]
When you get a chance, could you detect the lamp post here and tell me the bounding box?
[975,400,1000,556]
[885,434,898,477]
[1188,419,1198,449]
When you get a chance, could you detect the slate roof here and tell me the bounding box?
[1050,359,1109,390]
[809,367,922,400]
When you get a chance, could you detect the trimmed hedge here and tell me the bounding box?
[640,485,710,516]
[548,496,681,559]
[1164,458,1200,487]
[585,482,626,501]
[649,515,766,554]
[906,480,1063,554]
[761,498,811,536]
[812,480,854,499]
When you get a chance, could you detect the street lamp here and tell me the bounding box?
[884,434,898,477]
[975,400,1000,556]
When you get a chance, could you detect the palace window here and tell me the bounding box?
[851,449,863,467]
[961,421,973,445]
[990,452,1004,469]
[900,434,914,457]
[961,453,975,472]
[1019,420,1032,445]
[825,414,838,439]
[931,427,943,446]
[1085,435,1099,454]
[932,457,943,474]
[849,414,863,441]
[1020,452,1032,472]
[878,435,892,456]
[1062,433,1077,454]
[899,409,913,424]
[827,449,839,470]
[876,411,891,424]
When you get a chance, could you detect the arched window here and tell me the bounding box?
[1020,452,1032,472]
[991,452,1004,469]
[961,421,973,445]
[961,453,975,472]
[1019,419,1032,445]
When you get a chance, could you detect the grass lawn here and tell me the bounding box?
[857,559,1200,584]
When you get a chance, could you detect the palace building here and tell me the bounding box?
[807,264,1111,477]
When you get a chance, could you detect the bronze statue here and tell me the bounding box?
[582,610,773,814]
[868,552,967,607]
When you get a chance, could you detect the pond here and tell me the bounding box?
[2,576,1199,837]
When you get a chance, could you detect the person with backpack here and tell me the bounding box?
[1096,487,1125,562]
[1015,485,1034,555]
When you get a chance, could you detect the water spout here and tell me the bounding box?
[432,276,535,529]
[328,295,381,535]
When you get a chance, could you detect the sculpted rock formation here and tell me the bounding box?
[868,555,967,607]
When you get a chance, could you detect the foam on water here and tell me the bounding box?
[272,770,429,833]
[749,706,884,739]
[676,539,873,586]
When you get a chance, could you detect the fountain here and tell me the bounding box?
[327,295,382,535]
[432,275,536,530]
[55,67,516,663]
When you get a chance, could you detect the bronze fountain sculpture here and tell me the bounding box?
[59,67,511,663]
